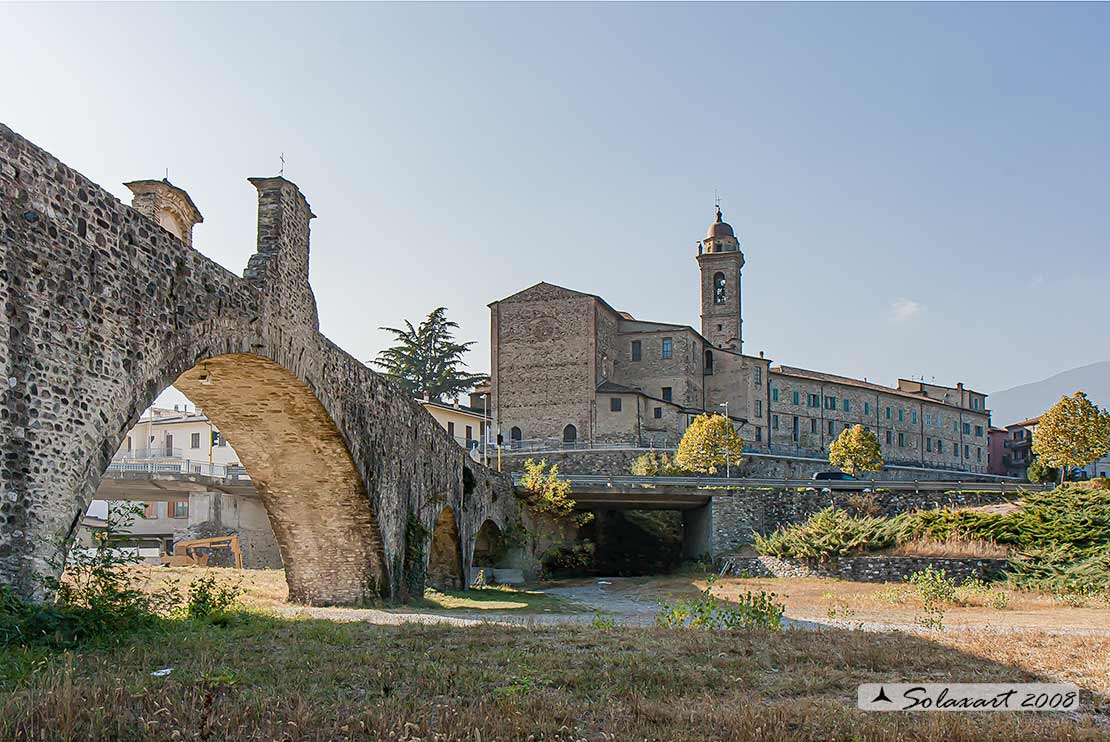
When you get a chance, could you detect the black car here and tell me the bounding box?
[812,471,855,481]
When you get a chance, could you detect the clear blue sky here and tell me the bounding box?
[3,3,1107,405]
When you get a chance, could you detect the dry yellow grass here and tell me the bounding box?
[635,574,1110,633]
[885,536,1011,558]
[2,617,1108,740]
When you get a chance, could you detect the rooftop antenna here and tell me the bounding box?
[279,152,285,178]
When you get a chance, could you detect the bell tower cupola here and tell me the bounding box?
[696,200,745,351]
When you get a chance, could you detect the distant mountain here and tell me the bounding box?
[989,361,1110,426]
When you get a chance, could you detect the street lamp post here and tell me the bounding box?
[718,402,731,478]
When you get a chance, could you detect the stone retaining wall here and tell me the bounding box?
[722,555,1009,583]
[707,488,1018,555]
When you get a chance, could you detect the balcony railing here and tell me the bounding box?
[106,455,250,482]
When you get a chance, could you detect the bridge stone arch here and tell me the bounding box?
[0,123,520,604]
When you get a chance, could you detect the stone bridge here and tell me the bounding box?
[0,123,520,604]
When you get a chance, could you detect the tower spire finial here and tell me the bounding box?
[714,188,722,221]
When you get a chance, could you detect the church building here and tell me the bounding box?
[488,206,992,474]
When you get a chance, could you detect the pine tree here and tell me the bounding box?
[371,307,488,401]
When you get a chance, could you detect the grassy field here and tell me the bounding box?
[624,574,1110,633]
[124,565,583,616]
[4,566,1109,739]
[2,611,1109,740]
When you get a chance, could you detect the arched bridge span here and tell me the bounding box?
[0,124,517,604]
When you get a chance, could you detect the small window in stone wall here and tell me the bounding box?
[662,387,672,402]
[886,430,893,445]
[631,340,641,361]
[772,414,779,430]
[755,427,762,442]
[754,367,762,385]
[662,338,673,359]
[811,419,818,434]
[898,432,905,447]
[654,407,662,419]
[611,397,622,412]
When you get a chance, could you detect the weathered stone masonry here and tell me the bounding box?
[0,123,519,604]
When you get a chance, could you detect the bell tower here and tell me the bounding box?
[696,202,745,351]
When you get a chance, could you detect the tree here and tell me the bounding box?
[828,424,885,477]
[1025,457,1059,485]
[371,307,488,401]
[518,459,576,519]
[1032,392,1110,482]
[630,451,686,477]
[674,414,744,475]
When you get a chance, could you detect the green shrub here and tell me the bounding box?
[656,576,783,631]
[540,541,595,578]
[186,573,242,621]
[753,507,893,561]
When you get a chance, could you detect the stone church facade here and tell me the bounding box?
[489,207,993,474]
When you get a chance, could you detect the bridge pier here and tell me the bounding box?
[681,503,713,561]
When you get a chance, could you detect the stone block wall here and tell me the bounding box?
[708,488,1018,555]
[722,555,1009,583]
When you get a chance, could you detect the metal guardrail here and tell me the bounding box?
[500,439,993,476]
[511,472,1050,494]
[105,459,250,482]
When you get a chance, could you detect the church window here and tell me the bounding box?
[510,426,522,443]
[713,272,727,304]
[610,397,622,412]
[654,407,662,419]
[631,341,641,361]
[662,387,672,402]
[704,349,714,375]
[662,338,672,359]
